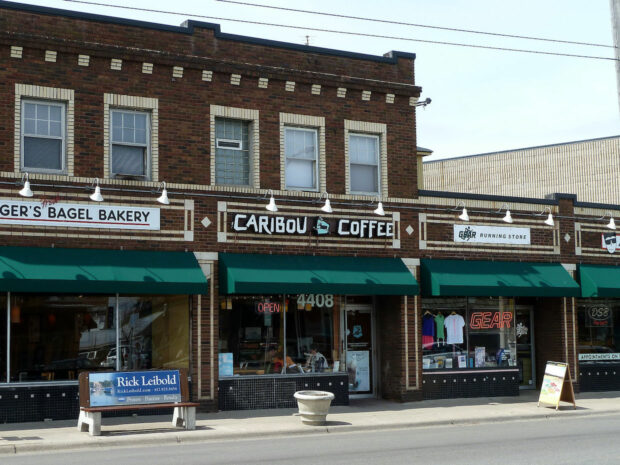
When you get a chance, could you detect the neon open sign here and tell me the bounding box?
[469,311,513,330]
[255,302,281,314]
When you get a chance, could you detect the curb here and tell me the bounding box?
[3,406,619,455]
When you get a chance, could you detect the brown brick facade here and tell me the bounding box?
[0,2,618,413]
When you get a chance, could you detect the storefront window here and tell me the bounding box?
[6,294,189,383]
[422,297,518,370]
[10,295,114,382]
[219,294,342,376]
[118,295,190,371]
[577,299,620,363]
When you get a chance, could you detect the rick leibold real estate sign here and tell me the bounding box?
[0,199,160,230]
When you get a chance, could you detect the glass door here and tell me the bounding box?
[516,308,536,389]
[344,305,374,395]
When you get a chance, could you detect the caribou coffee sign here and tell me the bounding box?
[231,213,393,239]
[602,233,619,254]
[0,200,160,230]
[454,224,531,245]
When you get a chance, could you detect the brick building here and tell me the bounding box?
[0,1,618,423]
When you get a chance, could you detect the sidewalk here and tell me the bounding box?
[1,390,619,455]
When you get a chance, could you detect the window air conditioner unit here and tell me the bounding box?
[216,138,243,150]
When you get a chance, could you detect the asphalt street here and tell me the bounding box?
[4,412,620,465]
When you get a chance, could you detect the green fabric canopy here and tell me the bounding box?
[579,264,620,297]
[420,259,580,297]
[219,253,419,295]
[0,246,207,294]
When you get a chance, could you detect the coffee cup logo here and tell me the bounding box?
[604,232,617,254]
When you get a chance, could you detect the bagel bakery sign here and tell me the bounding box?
[0,199,160,230]
[231,213,393,239]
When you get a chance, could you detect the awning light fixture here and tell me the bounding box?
[265,189,278,212]
[499,204,513,224]
[156,181,170,205]
[318,192,333,213]
[18,172,33,198]
[89,178,104,202]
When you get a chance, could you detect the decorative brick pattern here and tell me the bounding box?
[337,87,347,98]
[202,70,213,82]
[77,54,90,66]
[230,74,241,85]
[142,62,153,74]
[110,58,122,70]
[311,84,321,95]
[258,77,268,88]
[44,50,57,62]
[172,66,184,78]
[386,93,395,104]
[362,90,371,101]
[10,46,22,58]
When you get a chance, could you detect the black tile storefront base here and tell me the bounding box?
[422,370,520,400]
[0,382,197,423]
[579,363,620,392]
[0,384,80,423]
[218,373,349,410]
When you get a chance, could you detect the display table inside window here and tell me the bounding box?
[218,294,346,377]
[422,297,518,371]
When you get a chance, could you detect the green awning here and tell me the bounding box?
[219,253,419,295]
[579,265,620,297]
[0,246,207,294]
[420,259,580,297]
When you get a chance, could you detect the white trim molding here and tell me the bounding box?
[279,112,326,192]
[14,83,75,176]
[210,105,260,189]
[103,93,159,182]
[344,119,388,199]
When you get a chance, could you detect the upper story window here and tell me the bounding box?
[349,133,380,195]
[21,99,66,174]
[110,109,150,179]
[104,94,158,182]
[344,119,387,198]
[215,118,251,186]
[284,127,318,191]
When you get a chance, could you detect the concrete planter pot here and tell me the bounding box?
[294,390,335,425]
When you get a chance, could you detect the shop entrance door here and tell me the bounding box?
[344,305,375,396]
[516,308,536,389]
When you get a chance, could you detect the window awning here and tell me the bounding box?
[219,253,419,295]
[579,264,620,297]
[420,259,580,297]
[0,246,208,294]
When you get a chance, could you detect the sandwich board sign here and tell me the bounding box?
[537,361,576,410]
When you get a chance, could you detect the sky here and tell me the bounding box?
[7,0,620,160]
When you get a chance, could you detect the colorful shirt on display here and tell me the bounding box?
[422,314,435,337]
[444,313,465,344]
[434,313,445,339]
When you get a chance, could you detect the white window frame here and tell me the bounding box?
[103,93,158,182]
[210,105,260,188]
[109,108,151,180]
[20,99,67,175]
[14,84,74,176]
[279,113,326,193]
[348,133,381,196]
[214,117,252,187]
[284,126,320,192]
[344,120,388,198]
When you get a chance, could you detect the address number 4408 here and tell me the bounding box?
[296,294,334,308]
